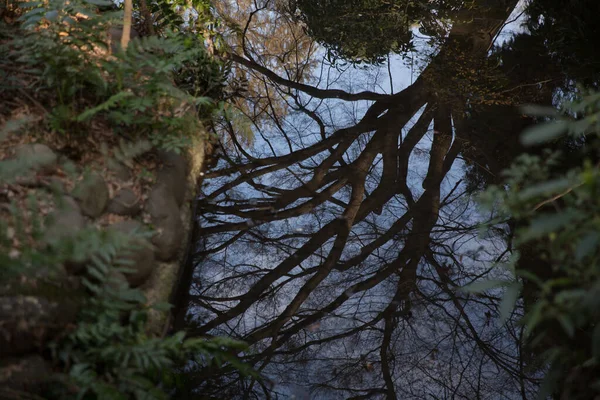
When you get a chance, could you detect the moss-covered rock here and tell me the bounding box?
[72,171,109,218]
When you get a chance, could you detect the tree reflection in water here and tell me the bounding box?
[172,0,598,398]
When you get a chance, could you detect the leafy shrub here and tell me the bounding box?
[474,91,600,399]
[1,0,252,398]
[3,0,226,153]
[0,132,250,399]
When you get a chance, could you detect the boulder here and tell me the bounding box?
[14,143,57,172]
[72,172,109,218]
[107,158,132,181]
[47,176,66,193]
[104,269,129,291]
[44,196,87,274]
[12,143,58,184]
[109,220,156,287]
[0,296,79,356]
[44,196,85,247]
[157,150,188,207]
[0,355,53,394]
[106,188,141,216]
[1,271,80,297]
[146,182,183,261]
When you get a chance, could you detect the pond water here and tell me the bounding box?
[173,0,599,398]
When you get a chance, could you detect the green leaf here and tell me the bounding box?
[84,0,113,5]
[536,363,561,400]
[518,178,575,201]
[515,270,544,288]
[557,314,575,338]
[459,279,511,294]
[499,282,521,324]
[546,277,575,289]
[77,91,133,122]
[554,289,586,305]
[95,383,127,400]
[575,232,600,261]
[87,266,106,281]
[521,121,568,146]
[20,7,46,18]
[521,104,561,117]
[195,96,214,106]
[523,301,545,337]
[518,210,582,243]
[45,10,59,20]
[117,287,147,304]
[22,1,45,7]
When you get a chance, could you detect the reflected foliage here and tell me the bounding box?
[290,0,461,64]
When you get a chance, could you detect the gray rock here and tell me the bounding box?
[158,149,188,174]
[47,176,66,193]
[0,355,53,394]
[107,188,141,216]
[109,220,156,287]
[104,269,129,291]
[111,219,145,235]
[44,196,85,244]
[146,182,183,261]
[72,172,109,218]
[14,143,57,172]
[11,144,57,184]
[1,270,80,296]
[44,197,87,273]
[107,158,132,181]
[0,296,79,356]
[157,150,188,207]
[156,167,187,207]
[59,157,80,176]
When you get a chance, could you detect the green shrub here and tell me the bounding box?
[472,91,600,399]
[3,0,226,153]
[0,0,252,397]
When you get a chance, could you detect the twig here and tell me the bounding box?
[497,79,554,95]
[532,184,582,211]
[18,88,49,115]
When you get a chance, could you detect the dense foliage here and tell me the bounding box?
[3,0,227,153]
[290,0,461,64]
[475,93,600,399]
[0,0,252,398]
